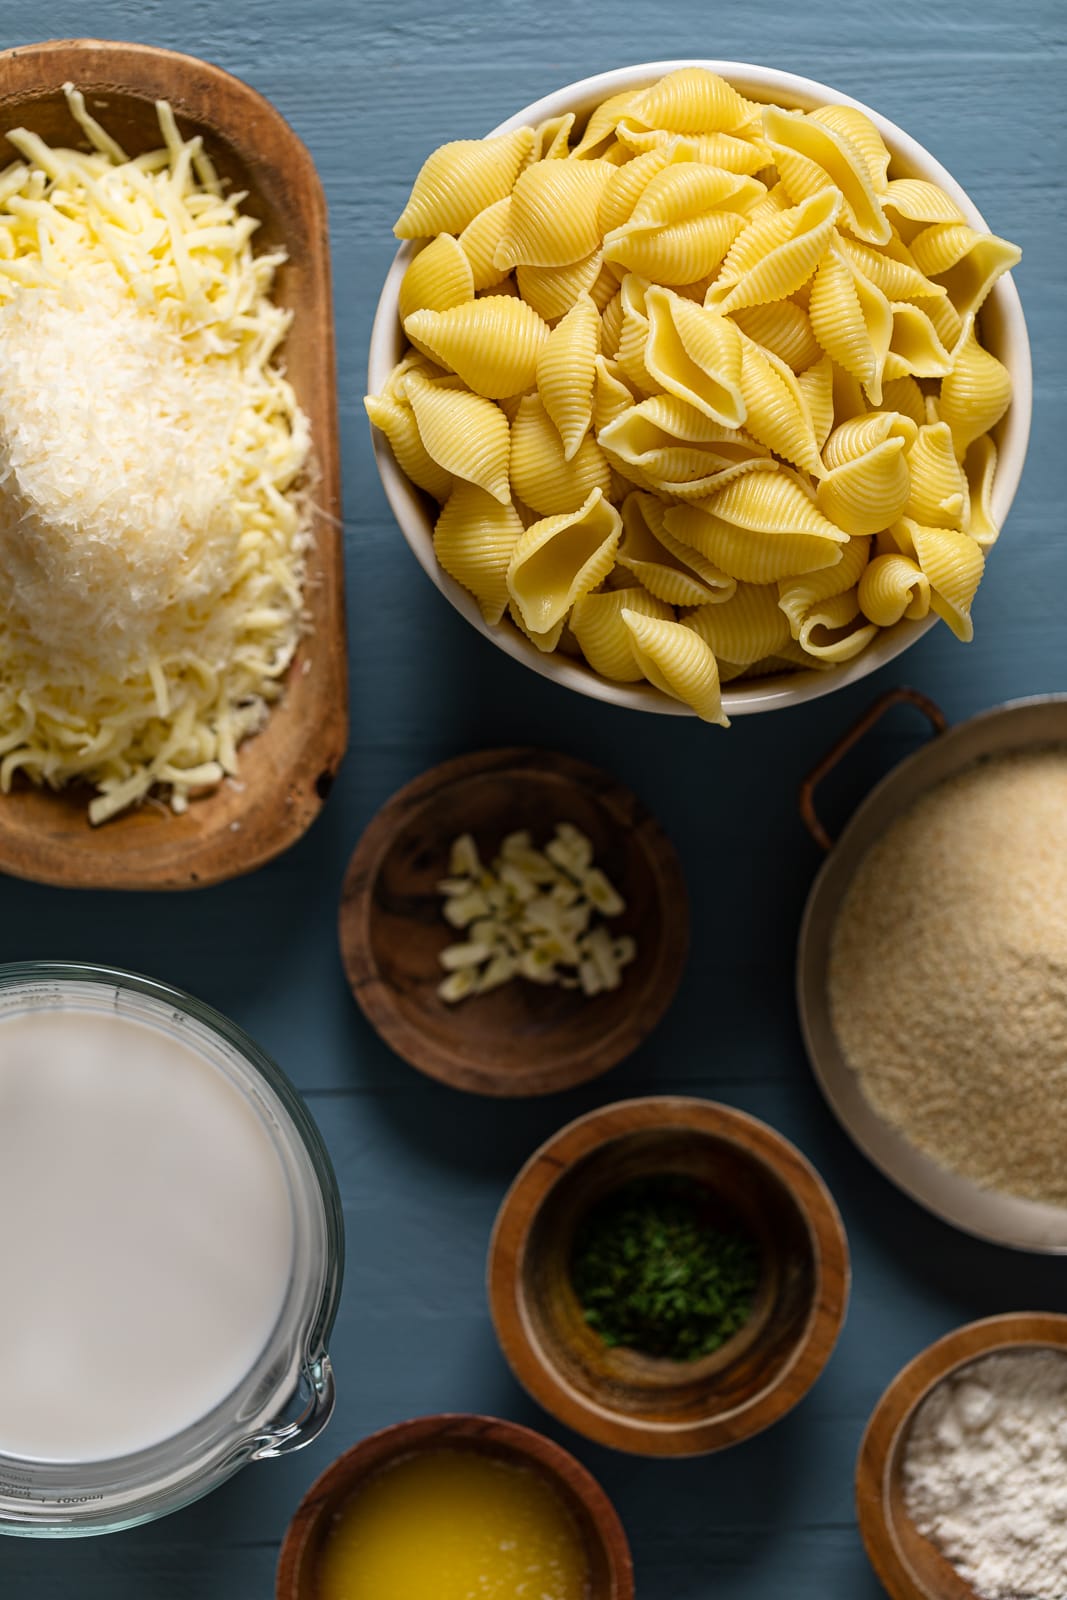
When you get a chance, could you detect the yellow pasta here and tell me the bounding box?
[368,68,1019,710]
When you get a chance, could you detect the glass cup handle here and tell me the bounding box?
[248,1353,336,1460]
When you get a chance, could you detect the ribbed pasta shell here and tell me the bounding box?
[879,374,926,429]
[684,582,791,664]
[665,499,844,585]
[616,490,734,604]
[631,165,764,226]
[365,391,454,502]
[598,146,683,234]
[732,300,821,372]
[830,360,868,426]
[939,316,1012,459]
[615,274,660,394]
[706,188,842,314]
[571,89,640,159]
[622,608,729,724]
[395,128,534,238]
[963,434,999,550]
[458,198,513,291]
[571,584,673,680]
[398,234,475,325]
[593,355,639,432]
[494,160,615,269]
[909,224,1021,318]
[433,483,524,623]
[624,68,757,137]
[508,600,565,652]
[925,292,964,352]
[404,371,511,503]
[616,125,769,175]
[707,469,846,539]
[836,234,944,304]
[797,354,835,449]
[778,532,872,634]
[737,335,823,475]
[857,552,931,626]
[795,588,878,661]
[531,112,575,162]
[536,293,600,460]
[603,209,744,285]
[822,410,918,470]
[808,105,890,193]
[809,243,893,405]
[644,287,745,425]
[404,296,549,399]
[516,250,603,323]
[906,519,985,641]
[763,105,890,245]
[904,421,969,529]
[510,392,612,515]
[816,439,911,536]
[882,178,966,227]
[883,302,953,381]
[599,288,624,357]
[506,487,622,633]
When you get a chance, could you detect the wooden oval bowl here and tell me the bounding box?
[338,748,688,1096]
[0,40,346,888]
[856,1312,1067,1600]
[488,1096,850,1454]
[275,1412,634,1600]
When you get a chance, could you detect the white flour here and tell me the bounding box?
[903,1350,1067,1600]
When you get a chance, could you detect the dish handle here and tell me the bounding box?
[799,687,947,852]
[248,1353,336,1460]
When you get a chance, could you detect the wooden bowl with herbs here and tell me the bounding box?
[856,1311,1067,1600]
[275,1412,634,1600]
[339,747,687,1096]
[488,1096,850,1456]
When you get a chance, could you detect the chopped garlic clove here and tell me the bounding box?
[438,940,495,971]
[438,969,478,1003]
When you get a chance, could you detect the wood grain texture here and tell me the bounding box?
[275,1413,634,1599]
[0,40,347,888]
[0,3,1063,1597]
[338,748,688,1095]
[855,1313,1067,1600]
[488,1097,850,1455]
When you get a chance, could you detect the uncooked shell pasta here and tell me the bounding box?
[366,67,1021,722]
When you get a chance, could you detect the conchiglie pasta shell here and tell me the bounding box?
[830,360,869,426]
[364,390,454,501]
[458,197,513,291]
[684,582,791,664]
[622,609,730,725]
[822,410,918,469]
[816,438,911,535]
[433,483,524,624]
[508,600,565,652]
[883,302,953,382]
[797,354,835,449]
[495,160,615,269]
[883,178,966,227]
[836,233,945,304]
[597,146,683,234]
[398,234,475,326]
[614,274,660,394]
[906,519,985,641]
[795,588,879,662]
[395,128,534,238]
[665,500,844,585]
[599,393,772,499]
[857,551,930,625]
[510,392,612,515]
[732,300,822,372]
[909,224,1021,317]
[603,209,745,285]
[963,434,999,549]
[778,532,871,635]
[706,187,842,314]
[808,104,890,193]
[599,288,624,357]
[762,105,890,245]
[536,293,600,460]
[904,421,969,529]
[593,354,639,432]
[617,490,734,604]
[644,287,745,425]
[624,68,757,137]
[405,296,549,398]
[571,88,640,159]
[879,374,926,429]
[809,243,893,405]
[404,371,511,503]
[571,584,673,680]
[707,469,846,539]
[631,164,765,226]
[737,336,823,475]
[939,316,1012,459]
[531,112,575,162]
[506,487,622,633]
[516,250,603,323]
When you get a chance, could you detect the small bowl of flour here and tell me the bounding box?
[857,1312,1067,1600]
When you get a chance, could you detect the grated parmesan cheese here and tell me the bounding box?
[0,87,313,823]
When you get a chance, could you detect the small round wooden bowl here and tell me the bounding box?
[338,748,688,1096]
[488,1096,850,1455]
[275,1412,634,1599]
[856,1311,1067,1600]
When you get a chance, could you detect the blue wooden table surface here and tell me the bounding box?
[1,2,1064,1595]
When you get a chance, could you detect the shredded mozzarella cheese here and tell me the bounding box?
[0,87,312,823]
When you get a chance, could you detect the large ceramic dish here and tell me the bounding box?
[368,59,1031,721]
[797,692,1067,1253]
[0,963,343,1537]
[0,40,347,889]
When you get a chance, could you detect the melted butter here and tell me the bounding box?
[317,1447,591,1600]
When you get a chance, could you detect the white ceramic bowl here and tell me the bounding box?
[368,60,1032,719]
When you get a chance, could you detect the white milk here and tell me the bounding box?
[0,1005,295,1463]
